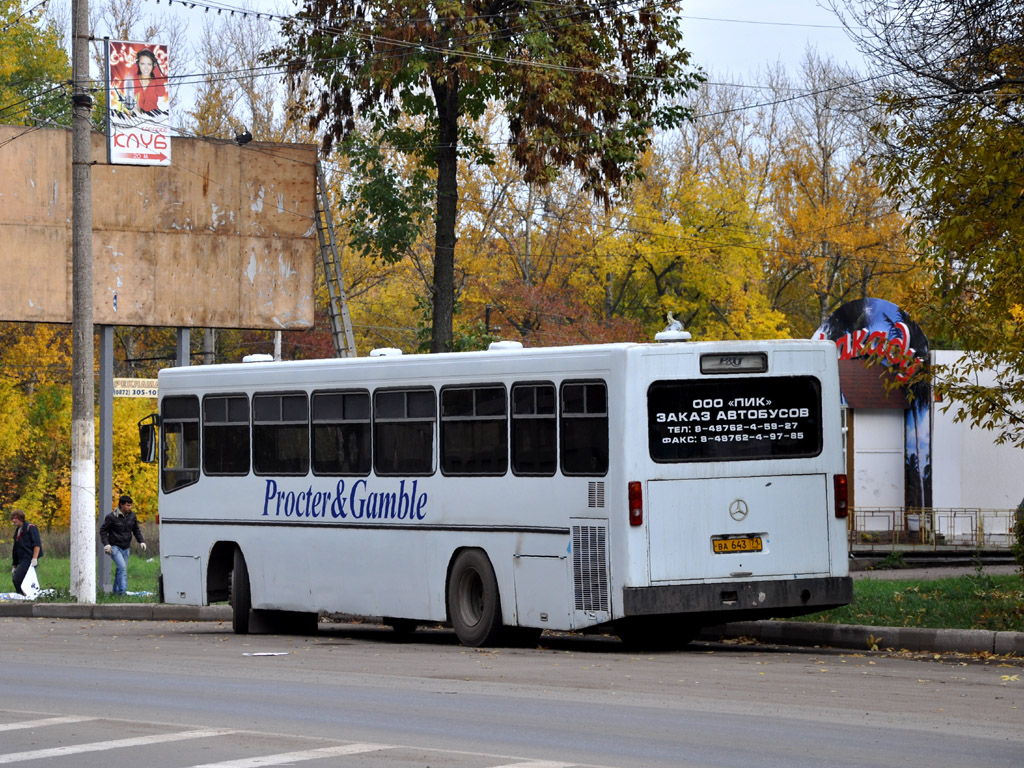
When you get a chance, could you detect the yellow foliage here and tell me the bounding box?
[764,103,918,336]
[109,398,160,522]
[0,0,70,127]
[0,351,158,529]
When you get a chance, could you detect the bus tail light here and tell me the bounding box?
[628,481,643,526]
[833,474,848,518]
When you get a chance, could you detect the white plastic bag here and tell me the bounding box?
[21,564,41,599]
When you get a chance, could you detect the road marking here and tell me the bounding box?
[0,716,97,732]
[0,728,235,764]
[186,743,390,767]
[489,763,576,768]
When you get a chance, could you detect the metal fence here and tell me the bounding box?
[849,507,1018,551]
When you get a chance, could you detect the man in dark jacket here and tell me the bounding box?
[99,495,146,595]
[10,509,41,595]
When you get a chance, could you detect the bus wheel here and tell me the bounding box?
[447,550,503,647]
[230,548,251,635]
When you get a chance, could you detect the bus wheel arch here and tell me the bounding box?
[206,541,237,603]
[229,547,252,635]
[446,548,503,647]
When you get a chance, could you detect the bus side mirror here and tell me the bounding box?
[139,413,159,464]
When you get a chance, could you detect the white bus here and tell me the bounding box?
[149,338,852,647]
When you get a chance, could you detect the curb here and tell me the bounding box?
[700,620,1024,655]
[0,603,232,622]
[1,603,1021,655]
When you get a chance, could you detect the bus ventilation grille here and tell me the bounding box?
[572,525,609,612]
[587,482,605,508]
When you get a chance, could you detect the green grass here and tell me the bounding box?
[2,553,161,602]
[796,572,1024,632]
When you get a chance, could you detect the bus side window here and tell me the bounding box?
[311,390,371,476]
[511,383,556,476]
[203,395,250,475]
[440,385,507,476]
[253,393,309,475]
[374,388,436,476]
[560,381,608,476]
[161,395,200,492]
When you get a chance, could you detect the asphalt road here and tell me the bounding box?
[1,616,1021,768]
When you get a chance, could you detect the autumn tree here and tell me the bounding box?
[185,20,237,140]
[837,0,1024,446]
[0,324,72,527]
[759,53,916,336]
[449,105,638,346]
[0,0,71,126]
[275,1,701,353]
[584,137,789,341]
[186,9,310,144]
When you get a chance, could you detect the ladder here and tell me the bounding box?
[315,162,357,357]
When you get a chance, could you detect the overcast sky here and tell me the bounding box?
[680,0,865,77]
[69,0,869,126]
[73,0,866,82]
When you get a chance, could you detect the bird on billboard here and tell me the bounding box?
[664,311,683,332]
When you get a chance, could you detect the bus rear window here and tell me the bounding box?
[648,376,823,462]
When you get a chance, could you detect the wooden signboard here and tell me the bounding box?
[0,125,317,330]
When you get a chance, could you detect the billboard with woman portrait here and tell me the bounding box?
[105,40,171,166]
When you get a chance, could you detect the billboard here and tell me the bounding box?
[0,125,317,330]
[814,298,932,509]
[106,40,171,166]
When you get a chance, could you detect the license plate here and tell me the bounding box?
[712,536,763,554]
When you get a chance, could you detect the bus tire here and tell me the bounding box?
[447,549,503,647]
[230,548,251,635]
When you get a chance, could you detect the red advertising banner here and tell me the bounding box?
[105,40,171,166]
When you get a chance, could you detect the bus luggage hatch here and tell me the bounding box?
[160,554,201,604]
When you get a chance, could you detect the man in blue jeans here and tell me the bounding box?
[99,495,147,595]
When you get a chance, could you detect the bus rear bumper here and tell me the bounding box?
[622,576,853,620]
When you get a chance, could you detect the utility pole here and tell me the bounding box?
[70,0,96,602]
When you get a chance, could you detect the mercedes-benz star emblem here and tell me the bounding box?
[729,499,749,521]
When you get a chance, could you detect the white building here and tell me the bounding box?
[845,351,1021,547]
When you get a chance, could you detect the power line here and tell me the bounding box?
[678,13,847,30]
[5,0,881,129]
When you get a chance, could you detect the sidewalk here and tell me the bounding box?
[701,620,1024,656]
[701,564,1023,655]
[0,601,231,621]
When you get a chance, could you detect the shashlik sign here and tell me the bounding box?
[105,40,171,166]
